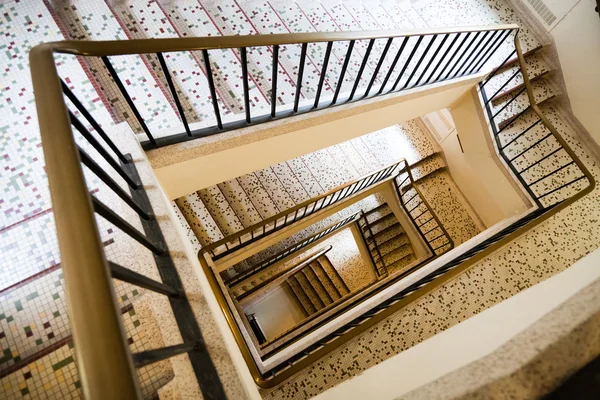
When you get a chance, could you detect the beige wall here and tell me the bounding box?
[153,76,483,199]
[448,90,531,227]
[550,0,600,145]
[244,285,305,341]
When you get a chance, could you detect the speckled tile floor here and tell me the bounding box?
[1,0,596,398]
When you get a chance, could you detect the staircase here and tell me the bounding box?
[359,203,416,278]
[7,0,599,398]
[285,256,351,318]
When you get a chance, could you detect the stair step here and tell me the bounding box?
[498,95,556,130]
[254,167,297,212]
[381,243,413,265]
[109,0,223,129]
[375,232,410,256]
[295,271,326,311]
[303,266,334,306]
[197,186,245,236]
[317,257,350,297]
[310,261,343,301]
[363,212,397,235]
[491,78,555,124]
[363,203,390,218]
[286,277,316,316]
[367,222,404,245]
[495,44,544,74]
[235,173,280,220]
[201,0,296,109]
[490,70,553,103]
[410,153,447,181]
[217,179,263,228]
[386,253,417,276]
[327,144,362,181]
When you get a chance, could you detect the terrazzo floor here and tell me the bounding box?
[1,0,597,399]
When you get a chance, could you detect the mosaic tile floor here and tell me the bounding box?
[0,0,594,398]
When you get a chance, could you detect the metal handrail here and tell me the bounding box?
[202,161,403,260]
[236,246,333,302]
[480,33,594,208]
[225,212,361,287]
[395,159,454,255]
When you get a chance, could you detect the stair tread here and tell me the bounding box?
[498,95,556,130]
[363,203,390,218]
[495,44,544,73]
[310,261,343,301]
[367,221,403,242]
[217,179,263,229]
[286,278,316,316]
[295,271,326,311]
[363,210,396,231]
[317,257,350,296]
[303,267,334,306]
[490,70,553,103]
[175,194,223,247]
[197,186,245,236]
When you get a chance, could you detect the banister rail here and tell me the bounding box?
[202,161,403,261]
[225,212,361,287]
[36,24,518,149]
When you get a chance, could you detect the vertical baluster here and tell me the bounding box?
[314,41,333,109]
[294,43,308,113]
[61,80,128,164]
[271,45,279,118]
[240,47,251,123]
[444,32,482,80]
[403,35,437,89]
[424,33,460,85]
[391,35,424,92]
[461,31,497,75]
[349,39,375,101]
[157,52,191,137]
[201,49,223,129]
[436,32,471,81]
[471,29,513,74]
[364,38,393,98]
[378,36,409,94]
[332,40,355,105]
[101,56,156,145]
[414,34,449,87]
[452,31,487,78]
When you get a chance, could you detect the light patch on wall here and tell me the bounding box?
[420,109,455,144]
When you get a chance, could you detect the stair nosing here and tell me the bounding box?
[490,70,552,103]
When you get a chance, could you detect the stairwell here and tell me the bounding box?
[3,0,600,399]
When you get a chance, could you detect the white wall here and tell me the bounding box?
[245,285,305,341]
[314,248,600,400]
[548,0,600,144]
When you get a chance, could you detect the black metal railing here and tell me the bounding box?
[203,162,402,261]
[63,26,518,149]
[59,86,224,397]
[357,211,389,278]
[394,160,453,255]
[224,212,360,287]
[479,32,592,209]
